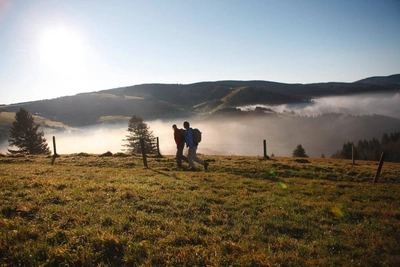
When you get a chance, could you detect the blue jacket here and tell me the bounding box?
[185,128,196,148]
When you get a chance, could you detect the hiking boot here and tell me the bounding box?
[189,167,197,171]
[204,162,209,171]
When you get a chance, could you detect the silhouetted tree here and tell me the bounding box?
[292,144,308,158]
[381,133,389,146]
[123,115,157,154]
[8,108,51,155]
[332,132,400,162]
[339,142,356,159]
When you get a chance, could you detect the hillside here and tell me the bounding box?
[1,154,399,266]
[100,82,308,111]
[0,84,307,127]
[355,74,400,85]
[1,75,399,128]
[0,111,73,145]
[1,93,187,127]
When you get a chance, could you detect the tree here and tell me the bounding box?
[8,108,51,155]
[332,132,400,162]
[292,144,308,158]
[341,142,355,159]
[337,142,359,160]
[123,115,157,154]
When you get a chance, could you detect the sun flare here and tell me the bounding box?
[38,26,84,72]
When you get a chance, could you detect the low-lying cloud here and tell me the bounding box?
[1,93,399,157]
[240,92,400,119]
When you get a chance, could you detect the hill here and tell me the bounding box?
[355,74,400,85]
[0,92,186,127]
[1,74,399,128]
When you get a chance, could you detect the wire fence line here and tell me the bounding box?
[150,141,339,157]
[0,136,340,156]
[164,142,339,152]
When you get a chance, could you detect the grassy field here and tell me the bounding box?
[1,153,399,266]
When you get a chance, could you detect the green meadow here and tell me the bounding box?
[1,154,399,266]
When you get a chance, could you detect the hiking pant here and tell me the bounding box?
[187,146,204,169]
[176,145,188,167]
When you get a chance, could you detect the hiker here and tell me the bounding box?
[183,121,209,171]
[172,124,188,168]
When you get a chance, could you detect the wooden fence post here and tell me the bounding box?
[374,152,386,183]
[53,136,57,156]
[263,140,270,159]
[263,140,267,158]
[352,144,355,164]
[156,137,161,157]
[51,136,58,165]
[140,138,148,168]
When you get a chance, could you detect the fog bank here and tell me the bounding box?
[240,92,400,119]
[1,93,399,157]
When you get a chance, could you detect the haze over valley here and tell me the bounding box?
[1,77,399,157]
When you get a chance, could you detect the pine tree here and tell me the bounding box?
[292,144,308,158]
[123,115,157,154]
[339,142,354,159]
[332,132,400,162]
[8,108,51,155]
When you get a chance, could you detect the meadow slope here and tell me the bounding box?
[1,154,399,266]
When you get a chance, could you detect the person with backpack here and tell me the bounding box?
[183,121,209,171]
[172,124,188,168]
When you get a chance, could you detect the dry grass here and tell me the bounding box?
[0,112,15,128]
[1,154,399,266]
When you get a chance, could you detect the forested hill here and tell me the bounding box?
[355,74,400,85]
[0,75,399,127]
[102,76,400,104]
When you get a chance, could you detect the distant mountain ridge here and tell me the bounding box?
[355,74,400,85]
[0,74,399,127]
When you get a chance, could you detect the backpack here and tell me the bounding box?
[179,129,186,142]
[192,128,202,143]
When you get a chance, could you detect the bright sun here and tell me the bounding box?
[38,26,84,72]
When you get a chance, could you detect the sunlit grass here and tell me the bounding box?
[97,116,130,124]
[0,112,15,128]
[1,154,399,266]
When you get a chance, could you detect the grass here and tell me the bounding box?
[0,112,14,129]
[97,116,130,124]
[1,154,399,266]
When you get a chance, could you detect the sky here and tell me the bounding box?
[1,0,399,105]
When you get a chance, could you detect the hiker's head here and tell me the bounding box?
[183,121,190,129]
[172,124,177,130]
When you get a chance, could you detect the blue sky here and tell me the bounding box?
[1,0,399,105]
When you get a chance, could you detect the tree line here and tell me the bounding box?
[332,132,400,162]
